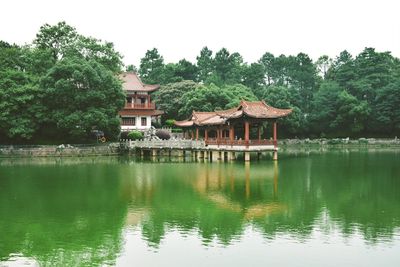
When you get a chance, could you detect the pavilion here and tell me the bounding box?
[174,100,292,160]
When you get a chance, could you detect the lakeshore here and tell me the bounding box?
[1,138,399,158]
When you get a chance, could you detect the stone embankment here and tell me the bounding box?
[280,138,400,146]
[0,138,399,158]
[0,143,120,158]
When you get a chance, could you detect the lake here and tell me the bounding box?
[0,149,399,266]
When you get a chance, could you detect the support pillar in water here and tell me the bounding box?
[273,150,278,161]
[244,152,251,161]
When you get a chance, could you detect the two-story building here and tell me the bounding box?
[118,72,163,131]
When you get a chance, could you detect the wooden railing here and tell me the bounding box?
[124,103,156,109]
[205,138,276,146]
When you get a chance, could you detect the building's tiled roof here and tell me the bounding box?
[119,72,160,92]
[174,120,194,127]
[119,109,164,116]
[239,100,292,119]
[174,101,292,127]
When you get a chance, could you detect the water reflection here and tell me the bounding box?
[0,151,399,265]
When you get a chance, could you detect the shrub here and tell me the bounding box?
[171,128,183,133]
[127,130,143,140]
[165,119,176,127]
[155,130,171,140]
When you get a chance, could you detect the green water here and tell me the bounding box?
[0,150,399,266]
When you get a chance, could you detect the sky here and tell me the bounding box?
[1,0,399,67]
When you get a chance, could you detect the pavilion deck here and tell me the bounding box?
[121,139,279,161]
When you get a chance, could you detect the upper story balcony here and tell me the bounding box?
[124,102,156,109]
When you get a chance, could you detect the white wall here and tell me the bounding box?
[121,116,152,131]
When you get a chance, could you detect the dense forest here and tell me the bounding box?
[142,47,400,138]
[1,22,400,144]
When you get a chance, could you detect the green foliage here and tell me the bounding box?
[0,21,125,144]
[165,119,176,127]
[153,80,198,120]
[126,64,137,72]
[34,21,123,72]
[372,78,400,135]
[127,130,143,140]
[171,128,183,133]
[40,57,125,141]
[196,46,214,83]
[3,23,400,143]
[179,83,257,118]
[139,48,164,84]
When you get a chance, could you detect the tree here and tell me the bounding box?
[0,43,49,141]
[212,48,244,85]
[139,48,165,84]
[40,57,125,141]
[315,55,332,79]
[259,52,275,85]
[179,83,256,117]
[126,64,137,72]
[34,21,78,61]
[327,50,356,90]
[153,80,198,120]
[260,85,306,135]
[196,47,214,83]
[242,63,265,96]
[372,78,400,135]
[0,69,42,140]
[309,81,369,136]
[175,59,198,81]
[34,21,123,72]
[309,81,342,135]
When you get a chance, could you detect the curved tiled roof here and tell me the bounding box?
[174,101,292,127]
[240,100,292,119]
[119,72,160,92]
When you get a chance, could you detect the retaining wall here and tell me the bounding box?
[0,144,120,158]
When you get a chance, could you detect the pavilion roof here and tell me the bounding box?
[174,100,292,127]
[118,72,160,92]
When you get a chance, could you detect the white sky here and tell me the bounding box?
[1,0,399,66]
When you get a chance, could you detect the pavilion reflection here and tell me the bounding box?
[191,161,286,220]
[120,153,400,246]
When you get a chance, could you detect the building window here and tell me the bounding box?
[122,117,136,126]
[141,117,147,126]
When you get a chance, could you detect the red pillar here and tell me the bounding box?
[244,121,250,147]
[205,129,208,141]
[229,126,234,142]
[258,126,261,141]
[273,121,277,147]
[196,128,199,140]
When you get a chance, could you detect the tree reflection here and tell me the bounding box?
[0,161,127,266]
[0,151,399,264]
[122,152,400,246]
